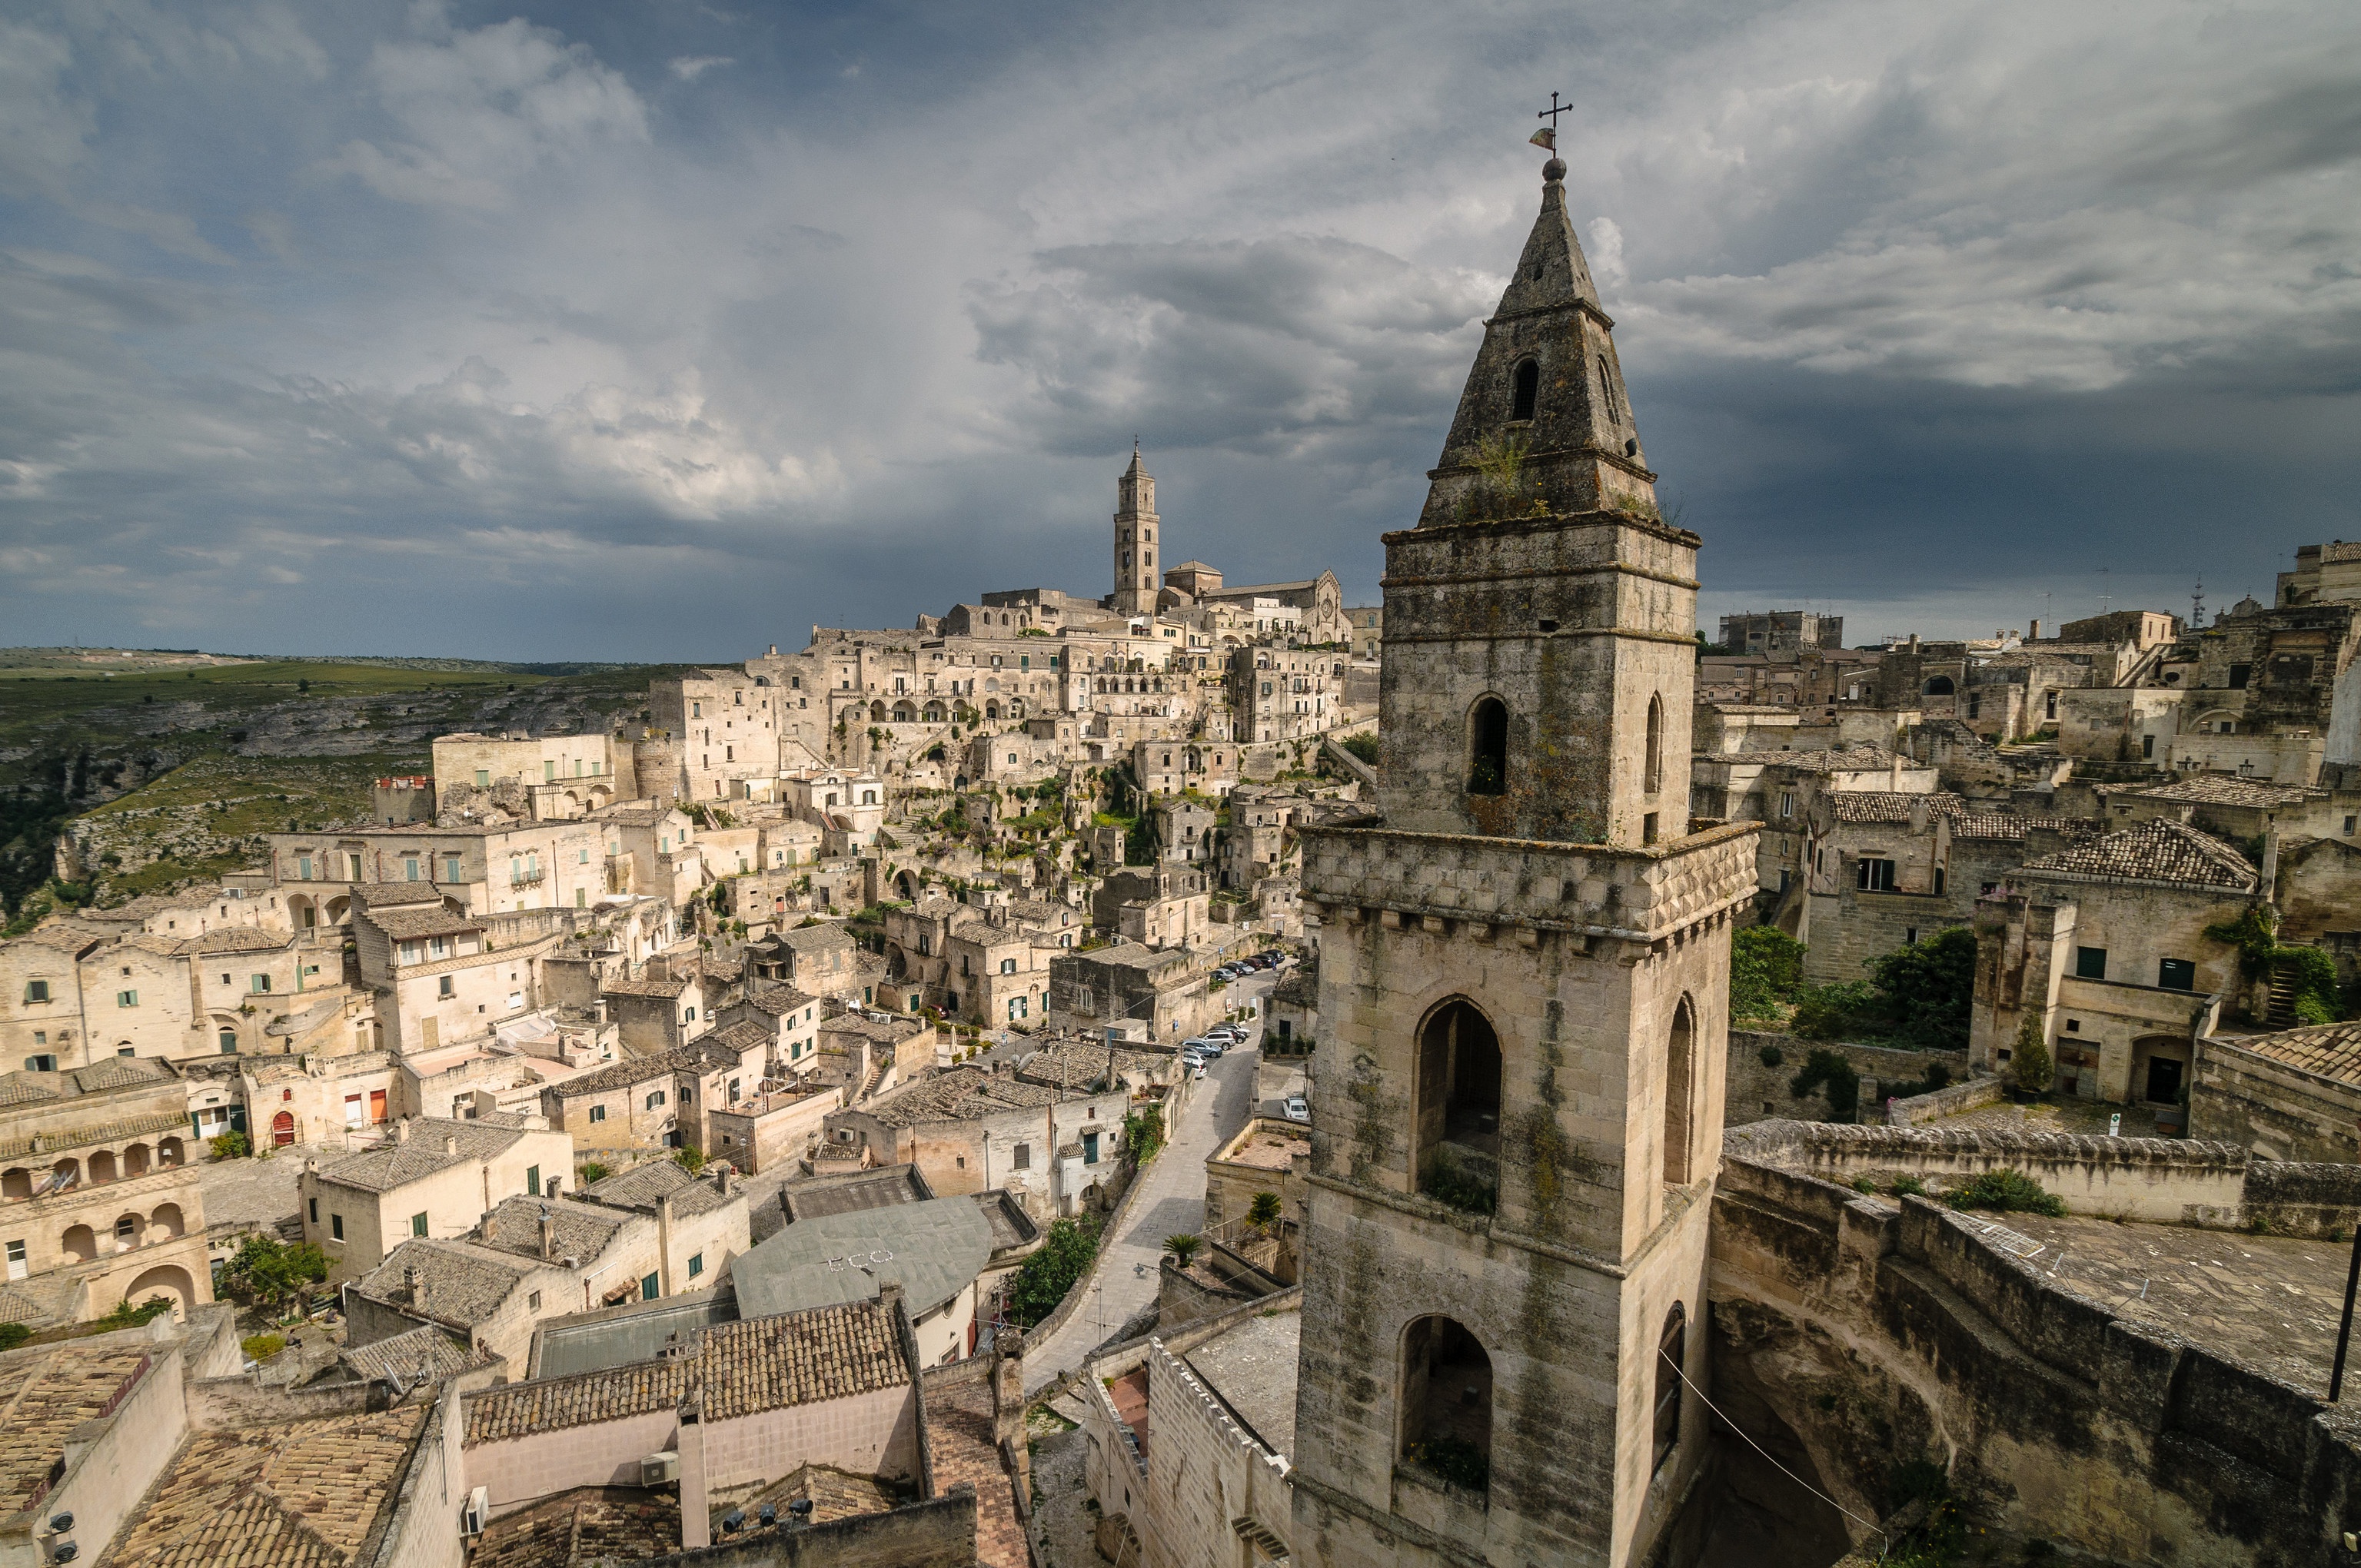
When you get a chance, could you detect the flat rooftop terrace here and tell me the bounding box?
[1960,1211,2351,1394]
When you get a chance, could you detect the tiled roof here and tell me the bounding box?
[182,928,292,955]
[700,1301,910,1419]
[0,1105,190,1163]
[1698,746,1908,772]
[581,1158,733,1218]
[1827,791,1964,824]
[364,905,483,940]
[1951,813,2087,842]
[314,1119,524,1193]
[861,1065,1059,1127]
[545,1050,685,1099]
[352,882,447,909]
[924,1375,1028,1568]
[477,1195,626,1266]
[710,1019,776,1055]
[463,1300,906,1443]
[2228,1022,2361,1087]
[2018,819,2260,892]
[338,1324,481,1388]
[468,1489,680,1568]
[601,976,692,999]
[738,982,818,1018]
[103,1405,430,1568]
[352,1241,534,1328]
[0,1344,155,1514]
[733,1197,993,1319]
[2130,776,2328,809]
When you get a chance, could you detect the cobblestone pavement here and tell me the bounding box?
[1022,978,1270,1395]
[1956,1210,2351,1392]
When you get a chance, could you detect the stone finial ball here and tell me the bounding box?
[1543,158,1567,181]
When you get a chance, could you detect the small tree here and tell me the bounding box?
[1163,1234,1203,1270]
[673,1143,708,1174]
[219,1234,328,1315]
[1248,1191,1284,1234]
[2010,1014,2054,1095]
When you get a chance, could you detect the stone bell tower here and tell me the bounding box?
[1112,443,1161,616]
[1289,153,1758,1568]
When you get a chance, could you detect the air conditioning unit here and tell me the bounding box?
[640,1451,680,1487]
[461,1487,489,1537]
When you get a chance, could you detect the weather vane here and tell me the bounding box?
[1531,91,1571,152]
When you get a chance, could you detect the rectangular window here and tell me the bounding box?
[529,1291,542,1311]
[641,1272,660,1301]
[24,981,47,1003]
[308,1198,318,1224]
[647,1091,666,1109]
[1778,791,1795,819]
[526,1165,541,1197]
[475,769,490,787]
[411,1212,428,1237]
[446,855,463,881]
[438,976,454,998]
[298,856,314,881]
[118,989,139,1007]
[1855,859,1897,893]
[404,857,420,882]
[2228,663,2251,689]
[1013,1142,1030,1170]
[344,1094,364,1126]
[348,853,364,880]
[2075,947,2107,980]
[1082,1131,1100,1164]
[589,1104,607,1122]
[331,1214,345,1241]
[7,1241,28,1282]
[2158,958,2196,992]
[251,974,271,993]
[688,1252,705,1277]
[544,760,557,782]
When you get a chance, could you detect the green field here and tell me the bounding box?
[0,649,704,923]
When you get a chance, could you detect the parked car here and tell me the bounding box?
[1208,1023,1245,1041]
[1182,1037,1222,1058]
[1282,1094,1310,1123]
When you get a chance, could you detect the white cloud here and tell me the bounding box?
[669,55,733,81]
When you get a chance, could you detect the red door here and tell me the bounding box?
[271,1111,295,1147]
[368,1090,387,1125]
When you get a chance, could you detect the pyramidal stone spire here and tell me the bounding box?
[1418,155,1656,527]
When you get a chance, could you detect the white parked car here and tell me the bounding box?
[1282,1095,1310,1123]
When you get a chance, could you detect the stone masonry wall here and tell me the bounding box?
[1724,1031,1967,1128]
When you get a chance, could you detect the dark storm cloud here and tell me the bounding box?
[0,0,2356,657]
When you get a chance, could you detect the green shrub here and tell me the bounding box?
[1340,733,1379,765]
[219,1234,329,1311]
[1757,1044,1784,1068]
[577,1161,610,1186]
[1791,982,1879,1041]
[97,1295,175,1330]
[1005,1217,1100,1327]
[2010,1014,2054,1095]
[1947,1169,2066,1217]
[1406,1435,1490,1490]
[208,1131,252,1161]
[0,1322,31,1350]
[1890,1175,1926,1197]
[1867,928,1979,1050]
[1788,1048,1861,1121]
[241,1333,287,1362]
[673,1143,707,1173]
[1419,1150,1498,1215]
[1121,1107,1164,1163]
[1731,926,1806,1020]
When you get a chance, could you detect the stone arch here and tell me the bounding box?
[2132,1034,2190,1107]
[271,1110,296,1147]
[870,700,886,724]
[288,893,317,929]
[111,1211,142,1250]
[1664,995,1697,1186]
[125,1143,151,1178]
[158,1136,185,1165]
[893,700,917,724]
[62,1223,98,1262]
[896,869,920,899]
[1654,1302,1687,1471]
[149,1202,185,1239]
[121,1264,195,1321]
[50,1156,81,1189]
[1511,356,1540,421]
[88,1148,118,1185]
[1399,1314,1492,1489]
[2,1167,31,1201]
[324,895,351,926]
[1413,998,1501,1210]
[1921,676,1955,696]
[1466,696,1508,796]
[986,702,1002,721]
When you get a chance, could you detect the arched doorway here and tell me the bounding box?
[88,1149,118,1184]
[1400,1315,1492,1491]
[62,1224,98,1261]
[158,1137,184,1165]
[1466,696,1508,796]
[271,1110,296,1148]
[125,1144,151,1177]
[1922,676,1955,696]
[1415,999,1501,1213]
[121,1264,196,1321]
[149,1202,185,1239]
[2132,1035,2190,1108]
[0,1167,29,1201]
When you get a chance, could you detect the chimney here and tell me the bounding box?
[483,1212,500,1244]
[879,1278,906,1321]
[394,1119,412,1144]
[2029,618,2043,641]
[544,1177,561,1201]
[404,1264,423,1307]
[1907,634,1920,654]
[2262,824,2281,899]
[443,1133,458,1156]
[537,1207,555,1260]
[711,1163,733,1198]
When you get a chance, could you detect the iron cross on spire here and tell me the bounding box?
[1537,91,1573,134]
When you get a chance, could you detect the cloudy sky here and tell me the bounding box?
[3,1,2356,661]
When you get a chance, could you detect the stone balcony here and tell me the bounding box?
[1299,818,1759,945]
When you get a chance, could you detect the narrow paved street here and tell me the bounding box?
[1023,976,1270,1394]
